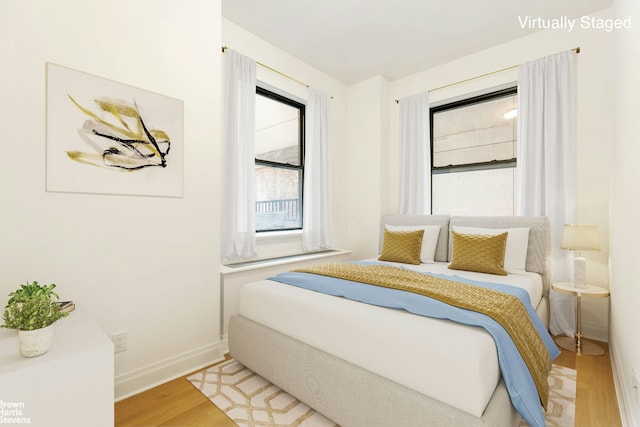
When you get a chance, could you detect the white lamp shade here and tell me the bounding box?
[561,224,601,251]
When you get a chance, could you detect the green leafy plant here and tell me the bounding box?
[2,281,68,330]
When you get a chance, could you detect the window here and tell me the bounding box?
[255,86,305,232]
[430,88,517,216]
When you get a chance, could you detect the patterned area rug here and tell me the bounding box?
[188,359,337,426]
[521,364,577,427]
[188,359,576,427]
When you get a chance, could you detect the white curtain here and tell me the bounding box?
[399,92,430,214]
[516,50,576,337]
[221,49,257,262]
[303,87,332,250]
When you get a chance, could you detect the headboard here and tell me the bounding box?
[379,215,551,293]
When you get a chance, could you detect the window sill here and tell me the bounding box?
[221,248,351,274]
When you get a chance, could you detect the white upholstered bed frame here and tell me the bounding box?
[229,215,550,427]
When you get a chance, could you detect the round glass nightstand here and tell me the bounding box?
[551,282,610,356]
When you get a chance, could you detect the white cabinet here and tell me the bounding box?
[0,310,113,427]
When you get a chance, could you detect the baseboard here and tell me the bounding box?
[114,341,226,401]
[610,339,638,427]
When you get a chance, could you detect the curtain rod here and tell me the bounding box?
[394,46,580,103]
[222,46,310,89]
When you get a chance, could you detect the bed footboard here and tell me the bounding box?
[229,315,520,427]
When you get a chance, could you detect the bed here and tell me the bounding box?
[228,215,558,427]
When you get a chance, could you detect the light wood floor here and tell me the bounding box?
[115,337,621,427]
[553,337,622,427]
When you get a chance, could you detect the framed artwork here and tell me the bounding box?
[46,63,184,197]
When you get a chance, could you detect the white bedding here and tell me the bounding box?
[237,261,544,417]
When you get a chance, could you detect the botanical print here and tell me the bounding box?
[66,95,171,171]
[46,63,183,197]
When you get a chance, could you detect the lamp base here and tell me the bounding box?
[574,256,587,288]
[555,335,605,356]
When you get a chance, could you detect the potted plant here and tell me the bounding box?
[1,281,68,357]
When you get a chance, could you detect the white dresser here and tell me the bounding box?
[0,310,113,427]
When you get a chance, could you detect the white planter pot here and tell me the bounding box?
[18,324,54,357]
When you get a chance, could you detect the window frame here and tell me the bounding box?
[429,86,518,213]
[255,86,306,233]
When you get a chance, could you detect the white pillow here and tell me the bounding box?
[384,225,441,263]
[452,226,530,274]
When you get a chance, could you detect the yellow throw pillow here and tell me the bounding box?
[378,229,425,265]
[448,231,508,275]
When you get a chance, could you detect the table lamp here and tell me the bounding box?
[561,224,600,288]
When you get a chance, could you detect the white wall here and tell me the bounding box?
[0,0,223,399]
[383,8,614,341]
[611,0,640,424]
[345,76,390,258]
[222,19,350,259]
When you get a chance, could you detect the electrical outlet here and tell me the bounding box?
[112,331,127,353]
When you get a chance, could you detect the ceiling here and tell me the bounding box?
[222,0,612,85]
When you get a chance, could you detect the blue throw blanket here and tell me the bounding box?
[270,263,559,427]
